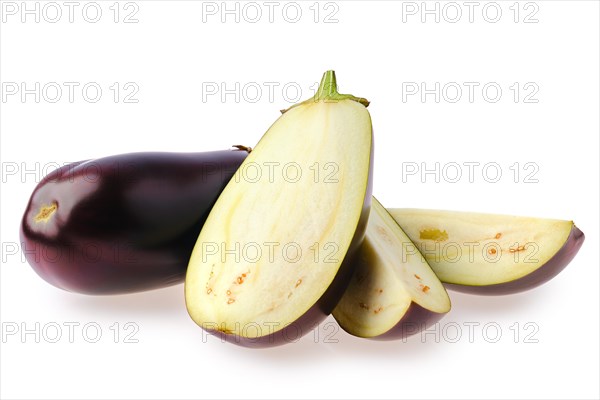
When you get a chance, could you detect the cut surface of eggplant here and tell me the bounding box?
[333,198,450,339]
[185,71,373,346]
[388,208,584,294]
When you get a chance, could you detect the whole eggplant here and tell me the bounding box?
[20,147,249,294]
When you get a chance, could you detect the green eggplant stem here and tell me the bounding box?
[281,70,370,114]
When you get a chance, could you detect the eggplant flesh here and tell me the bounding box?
[333,198,450,340]
[387,208,585,294]
[185,71,374,347]
[20,149,248,295]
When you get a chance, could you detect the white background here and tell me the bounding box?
[1,1,599,399]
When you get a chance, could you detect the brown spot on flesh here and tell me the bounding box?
[419,283,431,293]
[235,271,249,285]
[509,245,526,253]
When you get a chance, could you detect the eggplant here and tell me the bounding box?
[333,198,451,340]
[387,209,585,295]
[185,70,373,347]
[20,147,249,295]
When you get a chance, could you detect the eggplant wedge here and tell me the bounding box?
[388,208,584,295]
[185,71,373,347]
[333,198,450,339]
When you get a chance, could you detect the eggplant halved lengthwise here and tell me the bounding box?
[20,148,249,294]
[387,209,585,295]
[185,71,373,347]
[333,198,451,340]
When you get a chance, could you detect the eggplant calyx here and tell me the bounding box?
[281,70,370,114]
[232,145,252,153]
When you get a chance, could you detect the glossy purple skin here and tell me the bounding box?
[202,140,374,348]
[20,149,248,295]
[370,302,447,341]
[445,225,585,295]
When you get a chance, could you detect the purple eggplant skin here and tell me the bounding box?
[20,148,249,295]
[367,303,446,341]
[445,225,585,296]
